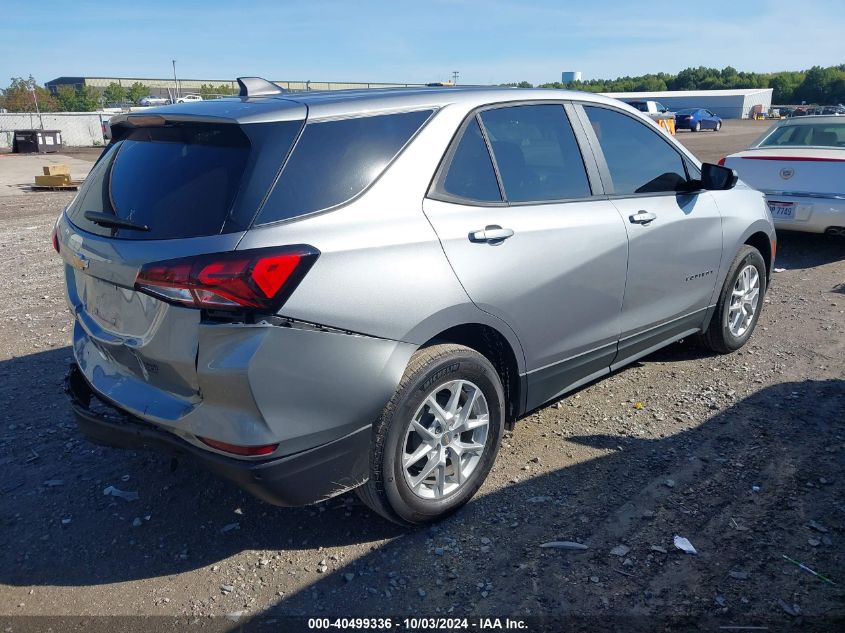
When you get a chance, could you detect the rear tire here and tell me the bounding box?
[700,245,766,354]
[356,344,505,525]
[693,121,701,132]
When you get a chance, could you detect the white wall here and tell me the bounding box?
[0,112,109,149]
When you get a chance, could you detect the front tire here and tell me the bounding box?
[356,344,505,525]
[701,245,766,354]
[693,121,701,132]
[714,121,722,131]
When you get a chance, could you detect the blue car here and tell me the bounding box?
[675,108,722,132]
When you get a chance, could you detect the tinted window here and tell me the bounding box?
[67,123,262,239]
[584,106,688,195]
[440,118,502,202]
[480,105,590,202]
[258,110,432,224]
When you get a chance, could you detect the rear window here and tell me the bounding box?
[256,109,434,225]
[67,122,300,240]
[760,123,845,148]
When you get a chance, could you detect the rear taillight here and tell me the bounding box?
[717,157,726,166]
[134,246,319,312]
[51,227,60,253]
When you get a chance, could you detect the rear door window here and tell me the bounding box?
[437,118,503,203]
[584,105,688,195]
[66,122,300,240]
[479,104,591,202]
[256,110,433,224]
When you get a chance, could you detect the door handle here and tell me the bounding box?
[629,211,657,225]
[469,225,515,243]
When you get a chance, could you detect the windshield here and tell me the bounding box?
[759,122,845,148]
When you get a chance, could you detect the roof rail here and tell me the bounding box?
[236,77,285,97]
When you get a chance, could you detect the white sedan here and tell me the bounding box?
[721,115,845,235]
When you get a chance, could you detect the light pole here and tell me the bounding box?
[452,70,459,86]
[172,59,180,100]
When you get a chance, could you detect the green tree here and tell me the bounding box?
[75,85,101,111]
[55,85,78,111]
[0,76,58,112]
[198,84,216,99]
[103,82,126,104]
[126,82,149,104]
[794,65,845,104]
[768,72,804,103]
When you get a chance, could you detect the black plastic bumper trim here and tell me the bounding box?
[65,364,371,506]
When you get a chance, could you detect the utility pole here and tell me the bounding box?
[452,70,459,86]
[172,59,180,100]
[28,79,43,130]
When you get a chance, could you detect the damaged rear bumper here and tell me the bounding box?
[66,364,371,506]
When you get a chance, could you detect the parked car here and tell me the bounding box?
[56,82,775,525]
[624,100,671,115]
[138,95,170,106]
[176,94,203,103]
[674,108,722,132]
[720,115,845,235]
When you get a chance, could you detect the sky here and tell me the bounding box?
[1,0,843,87]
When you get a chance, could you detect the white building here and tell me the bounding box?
[561,71,582,83]
[600,88,773,119]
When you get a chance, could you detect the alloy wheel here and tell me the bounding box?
[728,264,760,337]
[402,380,490,500]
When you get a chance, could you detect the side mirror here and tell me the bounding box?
[701,162,738,190]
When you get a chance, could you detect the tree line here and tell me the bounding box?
[0,77,236,112]
[3,66,843,112]
[505,65,845,105]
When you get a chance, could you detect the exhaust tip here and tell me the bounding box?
[825,227,845,236]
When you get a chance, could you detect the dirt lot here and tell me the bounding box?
[0,123,842,632]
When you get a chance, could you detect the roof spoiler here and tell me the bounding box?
[237,77,286,97]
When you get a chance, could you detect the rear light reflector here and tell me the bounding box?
[717,157,726,166]
[134,246,319,312]
[199,437,279,456]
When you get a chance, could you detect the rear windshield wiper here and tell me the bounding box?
[83,211,150,232]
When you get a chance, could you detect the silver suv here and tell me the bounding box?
[57,79,775,525]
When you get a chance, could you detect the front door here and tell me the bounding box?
[577,104,724,366]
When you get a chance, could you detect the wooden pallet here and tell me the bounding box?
[31,180,82,191]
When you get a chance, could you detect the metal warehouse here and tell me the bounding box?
[601,88,773,119]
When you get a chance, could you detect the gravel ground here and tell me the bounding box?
[0,127,843,631]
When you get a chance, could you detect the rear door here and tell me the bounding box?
[424,103,628,409]
[575,104,723,366]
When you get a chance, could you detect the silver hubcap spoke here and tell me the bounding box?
[402,379,490,500]
[728,264,760,338]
